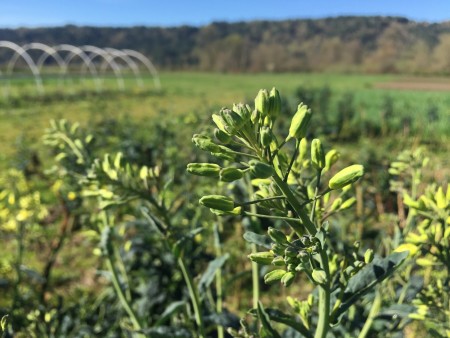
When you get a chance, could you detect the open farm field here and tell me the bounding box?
[1,72,449,162]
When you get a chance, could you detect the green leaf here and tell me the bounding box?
[198,254,229,297]
[257,301,282,338]
[154,301,187,326]
[264,308,312,338]
[243,231,272,249]
[332,251,408,322]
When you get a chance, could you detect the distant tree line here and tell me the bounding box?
[1,16,450,74]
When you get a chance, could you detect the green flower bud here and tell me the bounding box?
[212,114,230,134]
[298,138,308,162]
[289,103,312,140]
[284,246,298,258]
[324,149,340,171]
[271,243,286,255]
[312,269,327,285]
[186,163,221,177]
[214,128,231,144]
[260,126,272,147]
[272,256,285,266]
[199,195,235,211]
[354,261,365,269]
[329,198,342,212]
[255,89,270,117]
[233,103,252,122]
[222,108,245,133]
[268,87,281,118]
[220,167,244,182]
[281,271,295,287]
[249,160,274,179]
[328,164,364,190]
[268,227,289,245]
[339,197,356,210]
[192,134,221,153]
[210,206,242,216]
[264,269,286,284]
[248,251,275,265]
[311,138,325,170]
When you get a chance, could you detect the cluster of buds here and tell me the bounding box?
[248,227,324,287]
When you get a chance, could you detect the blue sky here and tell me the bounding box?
[1,0,449,28]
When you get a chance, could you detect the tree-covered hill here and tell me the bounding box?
[1,16,450,74]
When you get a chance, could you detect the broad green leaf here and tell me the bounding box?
[243,231,272,249]
[198,254,229,297]
[154,301,187,326]
[257,301,282,338]
[332,251,408,322]
[265,308,312,338]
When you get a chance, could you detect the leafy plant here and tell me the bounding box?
[188,88,408,337]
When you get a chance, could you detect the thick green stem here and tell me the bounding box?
[178,257,205,338]
[246,180,260,309]
[310,170,322,222]
[358,290,382,338]
[314,249,331,338]
[214,223,224,338]
[315,284,330,338]
[272,175,316,235]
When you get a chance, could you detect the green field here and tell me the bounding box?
[1,72,449,163]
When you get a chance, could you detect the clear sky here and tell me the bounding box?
[1,0,449,28]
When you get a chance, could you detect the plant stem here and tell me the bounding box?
[272,175,317,235]
[239,195,286,206]
[358,289,382,338]
[99,212,143,336]
[214,222,224,338]
[178,257,206,338]
[105,253,144,335]
[246,180,260,309]
[310,170,322,222]
[314,248,331,338]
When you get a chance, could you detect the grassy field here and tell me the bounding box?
[1,72,449,171]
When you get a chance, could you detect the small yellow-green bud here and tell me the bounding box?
[210,206,242,216]
[272,256,285,266]
[248,251,275,265]
[339,197,356,210]
[328,164,364,190]
[212,114,229,134]
[255,89,270,117]
[192,134,221,153]
[312,269,327,285]
[219,168,244,182]
[297,138,308,164]
[284,246,298,258]
[281,271,295,287]
[311,138,325,170]
[268,87,281,118]
[222,109,245,133]
[324,149,340,171]
[199,195,235,211]
[329,198,342,212]
[364,249,374,264]
[264,269,286,284]
[186,163,221,177]
[268,227,289,245]
[260,126,272,147]
[249,160,274,179]
[233,103,252,122]
[214,128,231,144]
[289,103,312,140]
